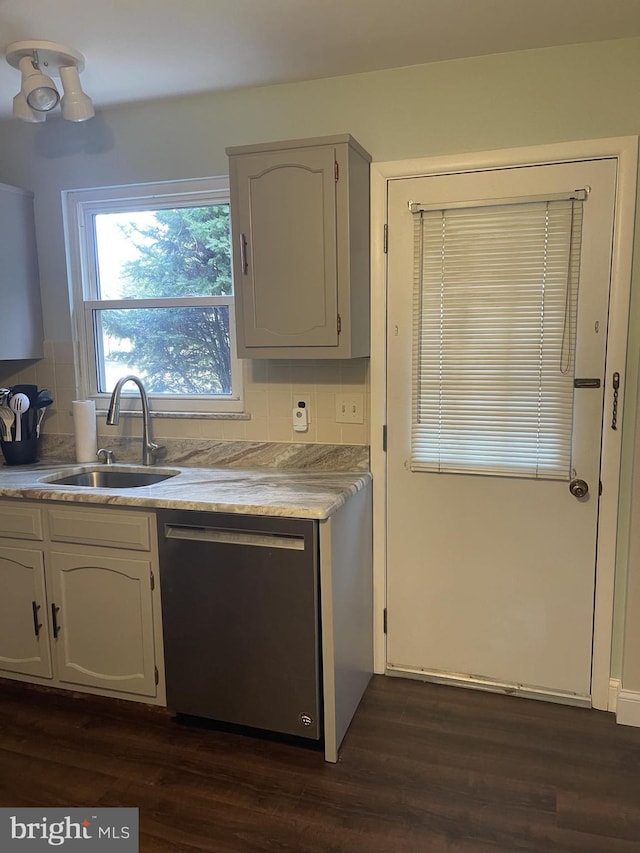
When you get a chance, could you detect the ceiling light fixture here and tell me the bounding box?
[5,40,94,123]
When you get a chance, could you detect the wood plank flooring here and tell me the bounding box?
[1,675,640,851]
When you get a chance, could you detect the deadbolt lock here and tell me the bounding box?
[569,478,589,499]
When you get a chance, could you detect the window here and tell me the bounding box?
[410,195,584,478]
[64,177,242,413]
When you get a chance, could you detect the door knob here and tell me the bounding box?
[569,478,589,498]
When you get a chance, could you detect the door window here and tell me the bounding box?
[411,196,584,478]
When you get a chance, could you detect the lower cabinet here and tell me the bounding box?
[0,501,164,705]
[0,481,374,761]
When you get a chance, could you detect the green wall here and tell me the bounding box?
[1,35,639,686]
[0,37,638,340]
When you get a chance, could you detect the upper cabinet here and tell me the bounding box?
[226,134,371,359]
[0,183,44,361]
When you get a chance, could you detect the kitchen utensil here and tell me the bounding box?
[36,409,45,438]
[35,390,54,438]
[9,393,30,442]
[12,384,38,403]
[36,399,53,437]
[13,385,38,431]
[0,404,13,442]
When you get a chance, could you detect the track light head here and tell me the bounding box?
[5,40,93,123]
[60,65,94,121]
[18,55,59,112]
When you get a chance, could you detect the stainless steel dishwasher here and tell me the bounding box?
[157,509,321,740]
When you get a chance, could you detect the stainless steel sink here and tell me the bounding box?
[42,467,179,488]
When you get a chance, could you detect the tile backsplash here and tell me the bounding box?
[0,340,370,449]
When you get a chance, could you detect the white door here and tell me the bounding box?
[386,159,616,702]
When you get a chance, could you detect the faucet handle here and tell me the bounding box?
[97,448,115,465]
[147,442,165,464]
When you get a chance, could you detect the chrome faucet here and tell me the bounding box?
[106,375,163,466]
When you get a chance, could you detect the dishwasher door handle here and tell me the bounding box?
[164,525,306,550]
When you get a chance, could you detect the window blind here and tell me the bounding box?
[411,197,583,478]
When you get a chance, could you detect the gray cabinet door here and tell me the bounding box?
[232,145,339,349]
[0,183,44,360]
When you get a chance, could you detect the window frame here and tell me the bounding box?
[63,176,243,414]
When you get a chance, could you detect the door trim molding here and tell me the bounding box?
[609,677,622,713]
[370,136,638,710]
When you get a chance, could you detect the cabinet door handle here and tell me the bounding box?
[240,233,248,274]
[51,603,60,639]
[165,524,305,550]
[32,601,42,638]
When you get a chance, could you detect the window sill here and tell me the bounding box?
[95,410,251,421]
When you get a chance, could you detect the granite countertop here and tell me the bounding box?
[0,461,371,520]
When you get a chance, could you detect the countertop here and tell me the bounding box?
[0,461,371,520]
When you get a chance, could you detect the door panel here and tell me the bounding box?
[386,159,616,699]
[233,147,338,347]
[0,545,52,678]
[48,551,156,696]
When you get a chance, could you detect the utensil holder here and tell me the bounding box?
[1,437,39,466]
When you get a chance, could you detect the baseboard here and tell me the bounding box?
[616,688,640,728]
[609,677,621,712]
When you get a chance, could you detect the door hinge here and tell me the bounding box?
[382,424,387,452]
[334,161,339,182]
[599,480,603,496]
[383,608,387,634]
[154,666,159,686]
[337,313,342,335]
[150,570,155,591]
[383,224,388,254]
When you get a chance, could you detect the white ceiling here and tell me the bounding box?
[1,0,640,120]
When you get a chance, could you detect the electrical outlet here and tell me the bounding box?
[335,393,364,424]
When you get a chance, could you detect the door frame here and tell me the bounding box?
[370,137,638,710]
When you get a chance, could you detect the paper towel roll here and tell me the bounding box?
[72,400,97,463]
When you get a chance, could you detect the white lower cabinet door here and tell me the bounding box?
[0,544,52,678]
[47,550,157,697]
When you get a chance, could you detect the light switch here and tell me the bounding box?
[335,393,364,424]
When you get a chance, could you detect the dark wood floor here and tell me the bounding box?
[1,675,640,852]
